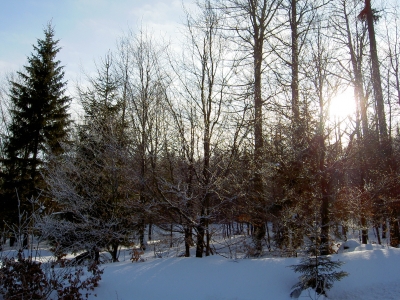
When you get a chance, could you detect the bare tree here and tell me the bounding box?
[358,0,388,140]
[161,0,239,257]
[305,16,343,254]
[115,29,170,250]
[329,0,374,244]
[217,0,283,256]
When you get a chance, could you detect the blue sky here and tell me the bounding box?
[0,0,187,91]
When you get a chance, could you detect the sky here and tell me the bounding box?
[0,0,189,94]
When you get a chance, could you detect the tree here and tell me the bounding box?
[163,0,237,257]
[37,53,140,263]
[121,29,169,251]
[272,0,325,148]
[304,16,343,255]
[289,220,348,299]
[218,0,283,256]
[1,24,71,237]
[268,0,328,255]
[330,0,375,245]
[38,123,138,263]
[358,0,388,141]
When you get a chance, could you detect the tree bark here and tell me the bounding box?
[184,227,192,257]
[364,0,387,139]
[251,1,266,257]
[291,0,301,147]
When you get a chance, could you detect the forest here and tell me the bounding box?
[1,0,400,268]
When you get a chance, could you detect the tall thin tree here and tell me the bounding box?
[1,24,71,236]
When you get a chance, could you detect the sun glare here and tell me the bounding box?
[329,88,356,120]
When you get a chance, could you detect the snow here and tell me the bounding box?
[2,238,400,299]
[84,244,400,300]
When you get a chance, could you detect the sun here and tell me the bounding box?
[329,88,357,120]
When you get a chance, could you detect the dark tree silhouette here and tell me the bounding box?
[1,24,71,236]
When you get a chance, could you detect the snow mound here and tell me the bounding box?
[86,248,400,300]
[354,243,387,251]
[338,239,360,252]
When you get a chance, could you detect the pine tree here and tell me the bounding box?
[289,221,348,299]
[36,54,135,262]
[1,23,71,234]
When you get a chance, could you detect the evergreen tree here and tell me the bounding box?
[289,221,348,299]
[36,54,136,262]
[1,24,71,234]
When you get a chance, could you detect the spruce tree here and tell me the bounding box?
[1,24,71,234]
[289,222,348,299]
[36,54,135,262]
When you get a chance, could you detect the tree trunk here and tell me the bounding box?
[390,211,400,247]
[148,223,152,241]
[361,217,368,244]
[184,226,192,257]
[342,225,347,241]
[375,225,381,245]
[170,224,173,248]
[138,219,146,250]
[364,0,387,140]
[291,0,302,147]
[382,221,387,239]
[22,233,29,249]
[9,235,16,247]
[252,19,265,257]
[196,218,205,257]
[390,220,400,247]
[206,225,211,256]
[111,243,119,262]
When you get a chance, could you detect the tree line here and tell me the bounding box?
[1,0,400,260]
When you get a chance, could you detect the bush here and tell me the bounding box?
[0,250,49,299]
[0,250,103,300]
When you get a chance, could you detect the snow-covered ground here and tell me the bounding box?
[83,240,400,300]
[1,235,399,299]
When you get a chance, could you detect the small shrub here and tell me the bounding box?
[54,262,103,299]
[289,255,348,298]
[0,250,103,300]
[0,250,48,299]
[131,249,144,262]
[289,222,348,299]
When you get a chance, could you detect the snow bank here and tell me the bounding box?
[89,245,400,300]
